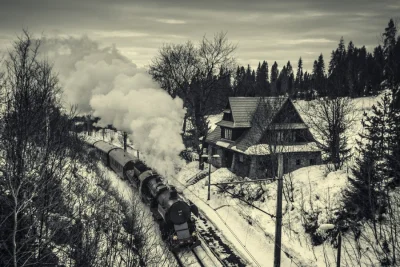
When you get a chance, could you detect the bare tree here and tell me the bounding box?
[298,97,355,171]
[0,31,86,267]
[149,32,237,169]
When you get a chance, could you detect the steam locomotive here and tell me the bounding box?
[91,140,200,251]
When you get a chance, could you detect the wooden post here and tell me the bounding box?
[337,231,342,267]
[207,161,211,201]
[137,150,140,159]
[274,153,284,267]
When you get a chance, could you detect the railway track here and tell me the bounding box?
[172,243,223,267]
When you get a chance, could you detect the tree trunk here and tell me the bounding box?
[13,201,18,267]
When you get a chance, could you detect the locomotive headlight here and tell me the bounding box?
[173,235,178,240]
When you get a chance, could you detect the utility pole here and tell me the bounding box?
[337,231,342,267]
[207,159,211,200]
[274,153,284,267]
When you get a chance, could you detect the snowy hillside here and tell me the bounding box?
[85,92,395,267]
[169,94,389,266]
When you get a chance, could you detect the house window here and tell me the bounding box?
[296,159,301,166]
[224,128,232,140]
[239,154,244,162]
[310,158,316,165]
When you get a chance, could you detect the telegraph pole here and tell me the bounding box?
[274,153,284,267]
[337,231,342,267]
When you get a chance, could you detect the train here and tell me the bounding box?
[91,140,201,251]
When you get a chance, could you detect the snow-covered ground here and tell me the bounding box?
[170,93,387,267]
[84,92,390,266]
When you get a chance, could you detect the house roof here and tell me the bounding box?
[228,97,286,127]
[206,97,290,152]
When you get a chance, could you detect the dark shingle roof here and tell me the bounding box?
[207,125,221,144]
[229,97,286,127]
[216,120,234,127]
[206,97,289,152]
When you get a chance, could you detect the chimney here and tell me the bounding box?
[123,132,127,152]
[169,186,178,200]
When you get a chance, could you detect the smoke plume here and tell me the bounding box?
[39,36,186,177]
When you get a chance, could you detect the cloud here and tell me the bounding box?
[278,38,336,45]
[92,30,150,38]
[155,18,186,24]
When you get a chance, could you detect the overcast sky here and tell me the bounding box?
[0,0,399,71]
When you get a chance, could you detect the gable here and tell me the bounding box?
[271,99,305,124]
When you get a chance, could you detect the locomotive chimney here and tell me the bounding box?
[169,186,178,200]
[123,132,127,151]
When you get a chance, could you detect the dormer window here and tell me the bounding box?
[222,112,233,121]
[221,127,233,140]
[225,128,232,140]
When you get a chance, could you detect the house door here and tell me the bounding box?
[225,150,234,169]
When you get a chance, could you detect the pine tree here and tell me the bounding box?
[344,94,393,221]
[317,54,326,96]
[386,95,400,187]
[346,41,356,97]
[382,18,397,88]
[312,60,318,96]
[393,36,400,108]
[372,45,385,94]
[328,37,348,97]
[263,61,269,95]
[270,61,279,96]
[277,65,287,96]
[303,71,312,100]
[256,61,269,96]
[216,66,232,109]
[256,62,262,95]
[286,61,294,96]
[251,69,256,96]
[295,57,304,98]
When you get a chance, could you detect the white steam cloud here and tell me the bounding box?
[39,36,186,177]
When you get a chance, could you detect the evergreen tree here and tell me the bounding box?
[286,61,294,96]
[262,61,269,95]
[386,102,400,187]
[312,60,318,96]
[270,61,279,96]
[344,94,393,221]
[382,18,397,88]
[346,41,356,97]
[277,65,287,96]
[393,36,400,108]
[251,69,256,96]
[303,71,312,100]
[328,37,348,97]
[317,54,326,96]
[295,57,304,98]
[372,45,385,94]
[216,66,232,109]
[256,62,262,94]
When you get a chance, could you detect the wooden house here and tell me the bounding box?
[205,97,322,179]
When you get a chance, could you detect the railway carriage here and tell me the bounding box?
[92,140,118,165]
